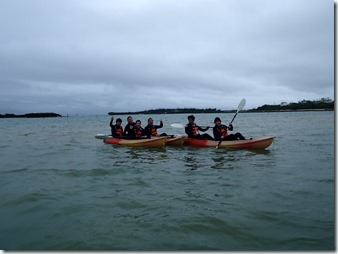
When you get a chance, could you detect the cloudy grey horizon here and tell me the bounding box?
[0,0,334,115]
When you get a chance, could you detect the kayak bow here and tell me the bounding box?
[165,135,185,146]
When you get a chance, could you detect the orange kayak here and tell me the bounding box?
[165,135,186,146]
[103,136,167,147]
[183,136,275,149]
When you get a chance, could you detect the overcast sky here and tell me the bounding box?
[0,0,334,115]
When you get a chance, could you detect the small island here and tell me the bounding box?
[0,112,62,118]
[247,98,334,112]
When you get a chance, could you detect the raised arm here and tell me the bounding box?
[156,120,163,129]
[109,116,114,128]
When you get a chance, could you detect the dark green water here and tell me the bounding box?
[0,112,334,250]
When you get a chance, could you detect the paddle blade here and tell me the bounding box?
[171,123,184,128]
[237,98,246,111]
[95,134,110,139]
[229,98,246,124]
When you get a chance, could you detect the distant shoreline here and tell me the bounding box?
[0,109,333,118]
[0,99,334,117]
[107,108,333,115]
[108,98,334,115]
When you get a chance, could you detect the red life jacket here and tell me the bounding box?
[134,127,144,138]
[115,126,123,137]
[217,125,228,138]
[149,126,158,136]
[192,124,199,136]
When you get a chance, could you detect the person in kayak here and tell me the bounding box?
[144,118,168,138]
[123,116,135,138]
[109,116,123,138]
[213,117,246,141]
[133,120,147,139]
[185,115,214,140]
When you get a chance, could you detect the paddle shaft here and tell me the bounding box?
[171,123,209,129]
[229,111,238,124]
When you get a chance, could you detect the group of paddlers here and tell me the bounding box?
[110,115,246,141]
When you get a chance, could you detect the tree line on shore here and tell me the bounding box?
[108,108,234,115]
[108,98,334,115]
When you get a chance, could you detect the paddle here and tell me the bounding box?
[171,123,185,128]
[216,98,246,148]
[95,134,110,139]
[171,123,209,128]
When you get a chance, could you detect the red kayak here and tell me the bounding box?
[183,136,275,149]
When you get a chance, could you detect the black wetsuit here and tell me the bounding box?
[109,120,123,138]
[133,126,145,139]
[123,122,135,138]
[185,123,214,140]
[213,124,245,141]
[144,121,167,138]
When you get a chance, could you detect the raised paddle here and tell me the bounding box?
[216,98,246,148]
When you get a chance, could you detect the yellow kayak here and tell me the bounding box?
[103,136,167,148]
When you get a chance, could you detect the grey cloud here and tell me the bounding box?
[0,0,333,115]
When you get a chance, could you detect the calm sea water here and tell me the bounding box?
[0,111,334,250]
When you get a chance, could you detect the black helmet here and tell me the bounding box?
[187,115,195,120]
[214,117,221,123]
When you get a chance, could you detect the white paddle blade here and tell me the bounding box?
[171,123,184,128]
[238,98,246,111]
[95,134,110,139]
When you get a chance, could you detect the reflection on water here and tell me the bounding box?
[210,155,227,170]
[128,148,168,163]
[184,154,199,170]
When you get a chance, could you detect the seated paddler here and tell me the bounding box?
[109,116,123,138]
[133,120,147,139]
[185,115,214,140]
[213,117,246,141]
[123,116,135,138]
[144,118,168,138]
